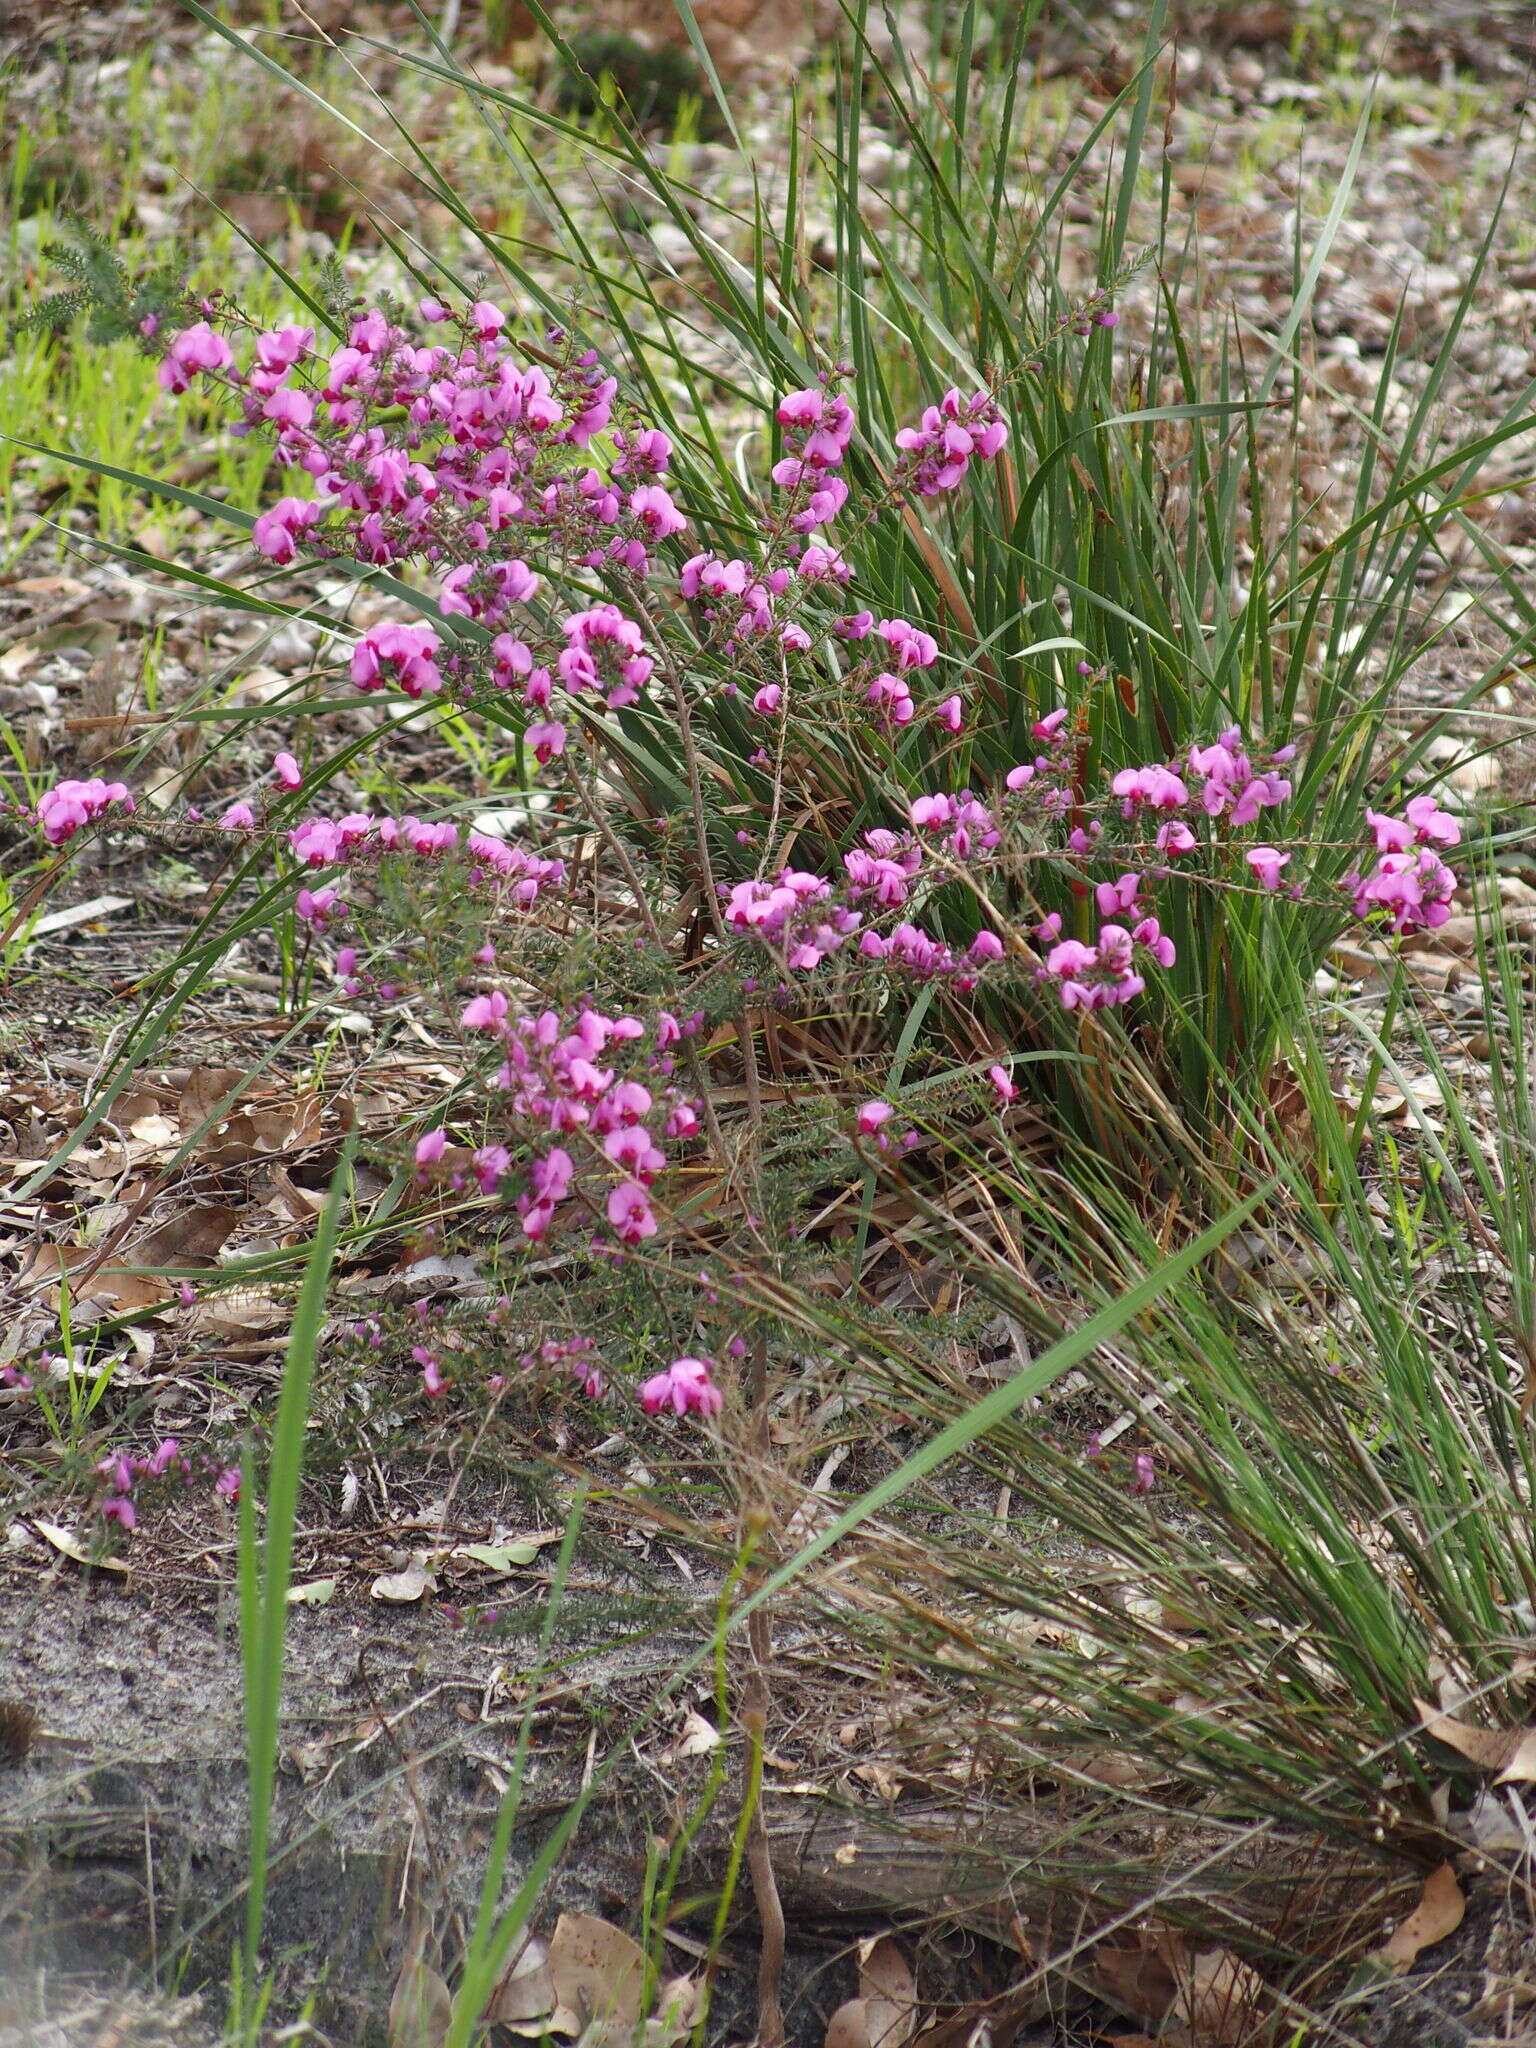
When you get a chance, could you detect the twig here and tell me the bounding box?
[743,1641,785,2048]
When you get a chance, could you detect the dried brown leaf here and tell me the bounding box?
[131,1204,240,1267]
[371,1561,434,1604]
[825,1998,911,2048]
[858,1937,917,2020]
[1370,1863,1465,1974]
[34,1520,129,1576]
[1416,1699,1536,1782]
[1172,1950,1265,2046]
[1092,1938,1182,2026]
[388,1957,451,2048]
[490,1934,556,2029]
[547,1912,646,2038]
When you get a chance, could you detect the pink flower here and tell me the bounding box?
[415,1129,447,1167]
[628,484,687,538]
[606,1181,658,1244]
[156,320,233,393]
[1350,849,1457,933]
[1112,765,1189,814]
[295,885,342,927]
[351,620,442,699]
[1246,846,1290,891]
[878,619,939,670]
[1094,872,1142,918]
[525,720,566,765]
[37,777,135,846]
[289,818,342,867]
[273,751,302,790]
[989,1064,1017,1103]
[640,1355,724,1418]
[865,671,914,725]
[933,694,964,733]
[753,684,783,715]
[253,495,321,564]
[910,794,954,830]
[1405,793,1461,848]
[462,990,510,1031]
[857,1100,895,1136]
[219,801,256,832]
[1155,820,1197,857]
[473,1144,511,1194]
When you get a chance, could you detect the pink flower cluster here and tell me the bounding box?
[37,776,135,845]
[894,386,1009,496]
[96,1436,240,1530]
[423,996,703,1250]
[640,1354,724,1417]
[283,809,564,904]
[1036,914,1168,1012]
[519,1333,607,1400]
[150,301,1020,759]
[772,384,855,532]
[1349,795,1460,932]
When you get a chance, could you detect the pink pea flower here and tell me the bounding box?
[1246,846,1291,891]
[1112,764,1189,815]
[525,720,566,765]
[273,751,302,790]
[473,1145,511,1194]
[253,495,322,564]
[1405,793,1461,849]
[640,1355,724,1418]
[857,1101,895,1136]
[413,1346,446,1397]
[1094,872,1142,918]
[295,885,342,928]
[37,776,135,846]
[606,1181,658,1245]
[989,1064,1017,1103]
[753,684,783,715]
[1155,820,1197,857]
[462,990,510,1031]
[933,694,964,733]
[156,320,234,393]
[415,1129,447,1168]
[220,800,256,831]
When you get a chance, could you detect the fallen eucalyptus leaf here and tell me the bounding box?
[1416,1700,1536,1783]
[1370,1863,1465,1974]
[371,1562,434,1604]
[287,1577,337,1607]
[34,1520,129,1576]
[547,1911,646,2039]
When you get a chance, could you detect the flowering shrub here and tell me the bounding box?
[20,285,1464,1433]
[94,1435,240,1529]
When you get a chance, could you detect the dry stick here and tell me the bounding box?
[743,1638,785,2048]
[643,632,786,2029]
[566,715,736,1168]
[563,737,667,953]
